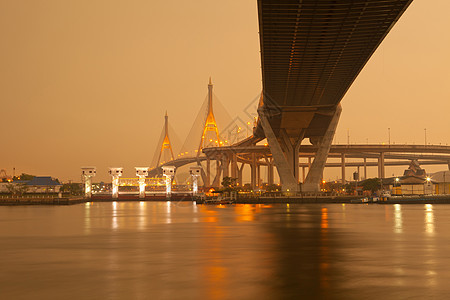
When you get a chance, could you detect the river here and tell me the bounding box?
[1,202,449,299]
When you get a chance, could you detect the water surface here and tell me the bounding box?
[1,202,450,299]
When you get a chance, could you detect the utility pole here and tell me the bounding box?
[388,128,391,146]
[424,128,427,146]
[347,129,350,145]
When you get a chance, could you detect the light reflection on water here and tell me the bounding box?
[394,203,403,233]
[1,203,450,299]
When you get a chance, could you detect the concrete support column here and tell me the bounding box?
[212,159,222,188]
[308,157,312,171]
[341,153,346,184]
[364,157,367,180]
[238,163,244,187]
[222,155,230,178]
[303,104,342,192]
[268,161,274,185]
[293,142,301,183]
[257,163,261,188]
[380,152,385,178]
[206,158,211,187]
[259,109,298,192]
[251,153,257,190]
[230,153,237,179]
[302,166,306,183]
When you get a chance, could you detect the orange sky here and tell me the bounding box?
[1,0,449,182]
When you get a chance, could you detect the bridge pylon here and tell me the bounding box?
[195,78,223,188]
[197,77,222,156]
[155,111,176,168]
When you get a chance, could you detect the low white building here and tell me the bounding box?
[431,171,450,194]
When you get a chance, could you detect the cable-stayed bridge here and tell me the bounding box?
[149,0,450,192]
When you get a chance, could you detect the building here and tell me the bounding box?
[25,177,62,193]
[431,171,450,195]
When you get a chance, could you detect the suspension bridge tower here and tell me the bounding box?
[197,78,222,156]
[156,111,175,167]
[196,78,223,187]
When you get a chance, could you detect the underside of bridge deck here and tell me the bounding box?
[255,0,413,192]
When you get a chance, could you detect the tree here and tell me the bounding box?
[13,173,35,181]
[266,184,280,192]
[6,183,28,195]
[61,183,83,195]
[221,176,237,192]
[361,178,381,193]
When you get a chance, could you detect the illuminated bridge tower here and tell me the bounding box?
[197,78,222,187]
[197,78,221,153]
[156,112,175,167]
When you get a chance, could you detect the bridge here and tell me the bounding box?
[148,0,444,193]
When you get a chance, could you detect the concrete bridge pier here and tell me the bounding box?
[222,155,230,178]
[264,157,274,185]
[212,159,222,188]
[251,153,257,190]
[364,158,367,180]
[230,153,238,179]
[302,166,306,183]
[378,152,385,178]
[341,153,346,184]
[259,109,299,193]
[237,163,244,187]
[205,158,211,187]
[257,163,261,189]
[303,104,342,192]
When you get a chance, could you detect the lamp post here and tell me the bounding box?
[247,121,251,137]
[388,128,391,146]
[424,128,427,146]
[347,129,350,145]
[444,172,446,194]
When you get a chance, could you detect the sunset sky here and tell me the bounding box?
[1,0,449,182]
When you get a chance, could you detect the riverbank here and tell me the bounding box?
[0,197,85,205]
[2,195,450,205]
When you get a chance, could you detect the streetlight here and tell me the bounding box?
[388,128,391,146]
[444,172,446,194]
[247,121,251,137]
[424,128,427,146]
[347,129,350,145]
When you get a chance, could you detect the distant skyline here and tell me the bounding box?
[1,0,449,182]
